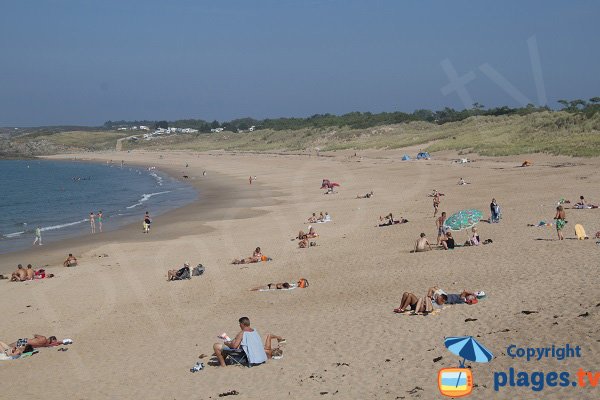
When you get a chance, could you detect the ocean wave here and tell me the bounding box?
[149,171,163,186]
[3,231,25,238]
[126,190,171,209]
[41,219,87,232]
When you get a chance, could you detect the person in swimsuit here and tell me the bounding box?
[9,335,59,348]
[414,233,433,252]
[233,247,265,264]
[97,211,103,232]
[0,342,34,359]
[249,282,292,291]
[554,205,566,240]
[441,232,455,250]
[33,226,42,246]
[25,264,35,280]
[433,192,441,217]
[90,212,96,233]
[436,212,447,244]
[10,265,26,282]
[64,253,78,267]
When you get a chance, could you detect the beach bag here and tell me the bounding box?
[414,296,433,313]
[192,264,205,276]
[298,278,309,288]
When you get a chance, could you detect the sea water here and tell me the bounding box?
[0,159,197,254]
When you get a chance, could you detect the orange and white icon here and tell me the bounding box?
[438,368,473,397]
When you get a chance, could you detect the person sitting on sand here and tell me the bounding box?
[357,191,374,199]
[467,227,480,246]
[213,317,268,367]
[575,195,599,209]
[167,262,191,281]
[9,335,60,349]
[0,342,34,359]
[322,212,331,222]
[25,264,35,280]
[441,232,455,250]
[10,264,26,282]
[414,233,433,252]
[308,213,318,223]
[458,177,471,185]
[63,254,78,267]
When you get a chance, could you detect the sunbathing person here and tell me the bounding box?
[393,289,447,313]
[357,191,374,199]
[428,287,479,305]
[575,196,599,209]
[9,335,60,348]
[63,253,78,267]
[249,282,293,291]
[263,333,286,359]
[10,264,26,282]
[0,342,34,359]
[414,233,433,252]
[25,264,35,280]
[465,227,480,246]
[306,226,319,238]
[167,262,190,281]
[233,247,267,264]
[308,213,318,223]
[378,213,408,226]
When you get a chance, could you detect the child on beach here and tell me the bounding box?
[554,205,566,240]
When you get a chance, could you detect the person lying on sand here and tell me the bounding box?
[34,269,54,279]
[9,335,60,348]
[249,282,293,291]
[167,262,190,281]
[378,213,408,226]
[63,253,78,267]
[357,191,374,199]
[414,233,433,252]
[10,264,26,282]
[213,317,268,367]
[298,227,318,239]
[233,247,270,264]
[0,341,34,359]
[393,288,448,314]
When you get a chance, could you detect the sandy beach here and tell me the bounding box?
[1,149,599,399]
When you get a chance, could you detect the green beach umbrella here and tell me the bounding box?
[443,209,483,231]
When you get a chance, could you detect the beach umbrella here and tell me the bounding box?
[444,336,494,389]
[444,336,494,365]
[443,209,483,231]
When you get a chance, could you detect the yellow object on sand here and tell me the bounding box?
[575,224,587,240]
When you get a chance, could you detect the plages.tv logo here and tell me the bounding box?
[438,336,494,397]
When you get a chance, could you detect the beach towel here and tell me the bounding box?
[241,331,267,365]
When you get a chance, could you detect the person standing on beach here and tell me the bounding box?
[249,176,253,184]
[433,192,441,217]
[33,226,42,246]
[97,211,103,232]
[490,198,500,223]
[144,212,152,233]
[90,212,96,233]
[436,212,447,245]
[554,205,566,240]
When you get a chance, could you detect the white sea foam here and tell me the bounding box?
[41,219,87,232]
[3,231,25,238]
[149,171,163,186]
[126,190,171,209]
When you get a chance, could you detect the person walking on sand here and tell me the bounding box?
[554,205,566,240]
[249,176,253,184]
[33,226,42,246]
[144,211,152,233]
[97,211,103,232]
[90,212,96,233]
[433,191,441,217]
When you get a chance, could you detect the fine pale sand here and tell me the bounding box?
[1,149,599,399]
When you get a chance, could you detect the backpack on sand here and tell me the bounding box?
[192,264,205,276]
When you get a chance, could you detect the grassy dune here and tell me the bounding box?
[13,131,129,152]
[127,111,600,157]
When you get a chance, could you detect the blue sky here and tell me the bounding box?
[0,0,598,126]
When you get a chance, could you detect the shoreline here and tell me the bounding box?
[0,153,282,275]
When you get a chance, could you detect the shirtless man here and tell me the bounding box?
[9,335,59,348]
[415,233,433,252]
[0,342,34,359]
[436,212,447,245]
[63,253,78,267]
[25,264,35,280]
[11,264,26,282]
